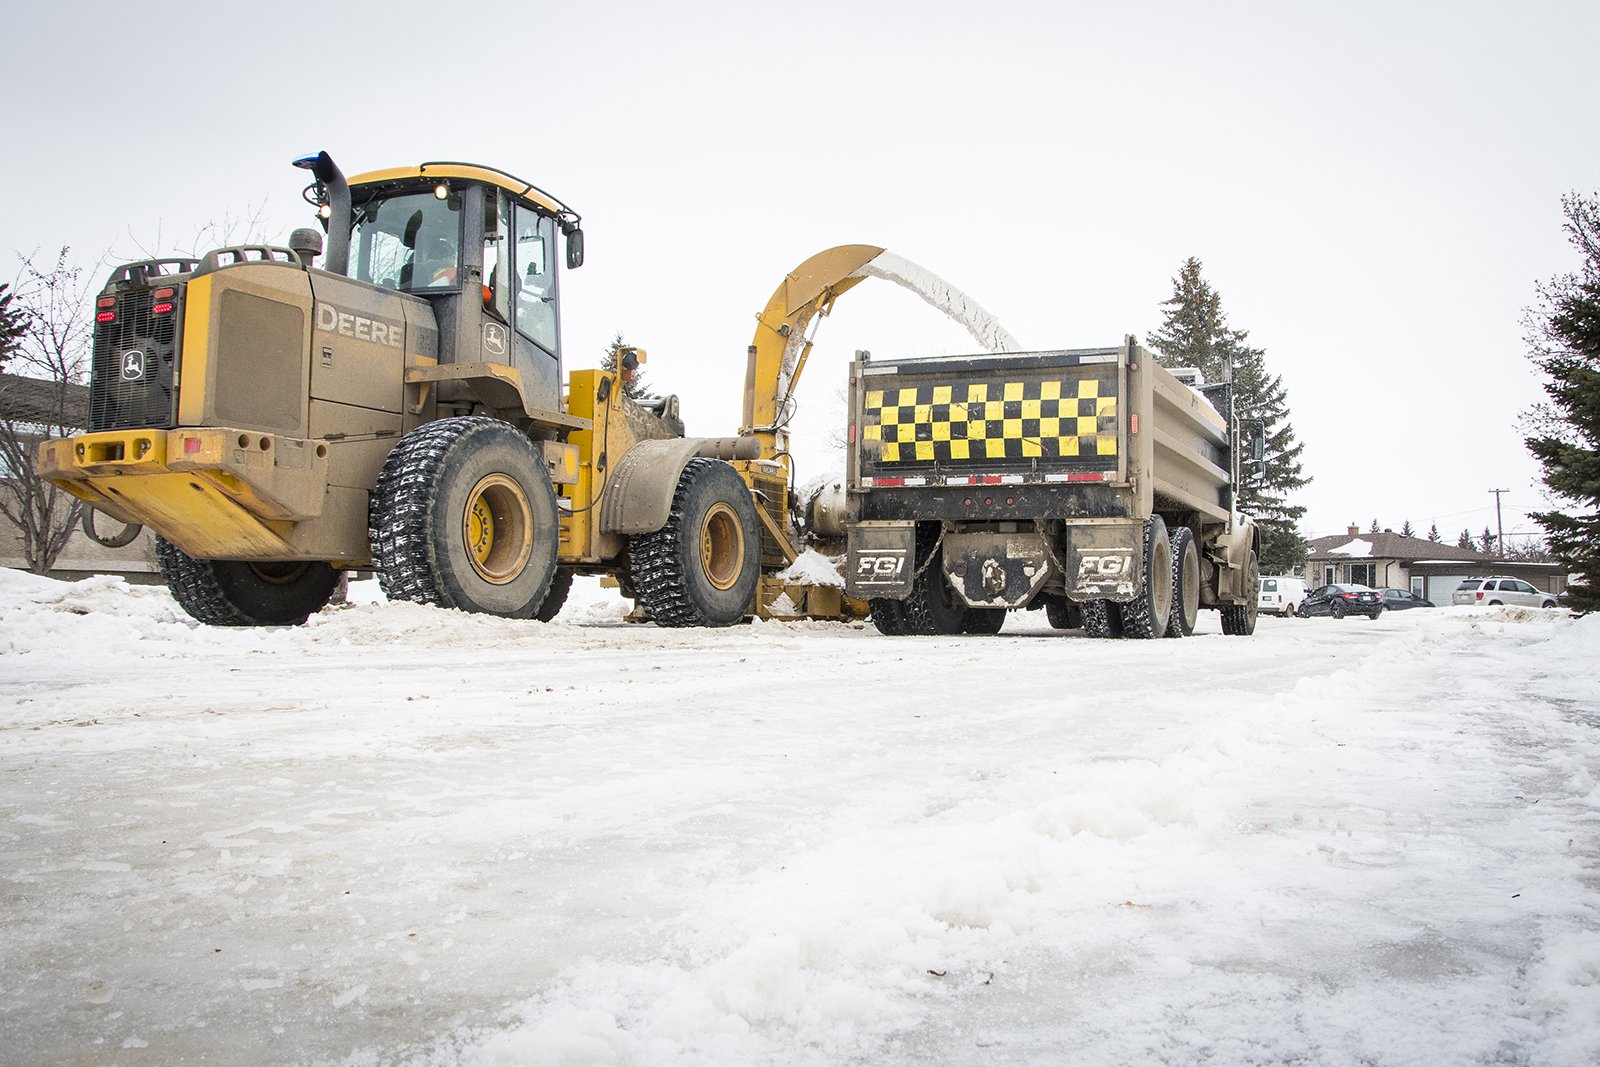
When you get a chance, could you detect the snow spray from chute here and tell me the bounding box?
[773,248,1023,403]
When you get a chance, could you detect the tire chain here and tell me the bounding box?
[368,417,481,606]
[156,536,249,626]
[629,458,716,627]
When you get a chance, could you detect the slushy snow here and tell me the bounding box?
[2,568,1597,1066]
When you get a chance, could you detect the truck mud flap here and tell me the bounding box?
[1061,521,1142,601]
[943,532,1050,608]
[845,521,915,599]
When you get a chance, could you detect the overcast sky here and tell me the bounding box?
[6,1,1595,544]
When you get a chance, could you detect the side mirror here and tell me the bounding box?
[1248,419,1266,463]
[566,227,584,269]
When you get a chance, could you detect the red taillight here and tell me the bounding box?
[1341,592,1357,599]
[95,310,116,323]
[183,437,202,454]
[96,296,116,308]
[1475,591,1484,601]
[152,302,174,315]
[152,287,175,300]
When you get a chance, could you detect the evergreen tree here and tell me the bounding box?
[1480,526,1497,555]
[1428,522,1441,542]
[1369,518,1381,535]
[1525,190,1600,611]
[1146,258,1228,384]
[1401,520,1415,537]
[1457,529,1475,549]
[0,284,27,370]
[598,331,648,399]
[1148,259,1310,573]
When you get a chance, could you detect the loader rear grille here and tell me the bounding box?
[89,286,182,431]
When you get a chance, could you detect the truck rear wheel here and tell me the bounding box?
[1220,550,1260,636]
[1044,597,1082,630]
[1081,599,1124,638]
[869,598,912,635]
[369,417,559,618]
[961,608,1006,634]
[156,536,341,626]
[1164,527,1200,638]
[630,458,760,627]
[1120,517,1173,639]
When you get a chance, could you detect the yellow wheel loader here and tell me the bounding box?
[39,152,762,626]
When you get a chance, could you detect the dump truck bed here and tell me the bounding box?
[848,343,1233,524]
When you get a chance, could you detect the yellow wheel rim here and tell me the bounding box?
[699,502,744,591]
[464,474,533,585]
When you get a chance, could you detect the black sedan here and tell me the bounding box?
[1299,584,1384,619]
[1381,588,1434,610]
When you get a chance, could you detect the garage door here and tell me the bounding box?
[1427,575,1470,603]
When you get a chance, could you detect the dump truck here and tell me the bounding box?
[38,152,766,627]
[842,338,1263,637]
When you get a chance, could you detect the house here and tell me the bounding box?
[1305,525,1566,604]
[1,372,159,583]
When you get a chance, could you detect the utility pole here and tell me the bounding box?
[1489,488,1508,557]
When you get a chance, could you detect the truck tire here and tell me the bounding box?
[1081,599,1124,639]
[1045,597,1082,630]
[869,598,912,635]
[1120,517,1173,639]
[1220,550,1260,636]
[369,417,559,618]
[630,458,760,627]
[536,568,574,622]
[156,536,341,626]
[1164,527,1200,638]
[900,538,967,636]
[961,608,1006,634]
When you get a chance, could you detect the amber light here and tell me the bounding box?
[153,288,175,299]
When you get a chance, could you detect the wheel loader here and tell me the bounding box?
[38,152,766,627]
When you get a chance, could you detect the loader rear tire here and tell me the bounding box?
[156,536,340,627]
[1164,527,1200,638]
[1081,599,1124,639]
[630,458,760,627]
[368,417,559,618]
[1119,517,1172,639]
[1220,550,1260,636]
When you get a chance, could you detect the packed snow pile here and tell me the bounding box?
[773,548,846,588]
[2,572,1597,1067]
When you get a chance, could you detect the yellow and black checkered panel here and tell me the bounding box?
[861,377,1118,466]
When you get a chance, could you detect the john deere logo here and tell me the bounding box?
[120,350,145,381]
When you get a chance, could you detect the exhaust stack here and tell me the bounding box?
[292,151,351,275]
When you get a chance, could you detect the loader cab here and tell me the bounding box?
[339,163,584,414]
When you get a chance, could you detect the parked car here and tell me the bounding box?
[1259,576,1309,617]
[1299,584,1384,619]
[1451,577,1560,609]
[1381,588,1434,610]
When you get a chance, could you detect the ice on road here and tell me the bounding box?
[1,570,1597,1066]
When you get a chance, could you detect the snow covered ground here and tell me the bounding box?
[2,569,1597,1067]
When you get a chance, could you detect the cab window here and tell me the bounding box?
[482,190,510,321]
[347,191,462,292]
[512,203,558,353]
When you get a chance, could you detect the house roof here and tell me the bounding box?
[1307,530,1487,563]
[0,373,88,427]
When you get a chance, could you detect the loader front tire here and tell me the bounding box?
[630,458,760,627]
[369,417,559,618]
[536,568,574,622]
[156,536,341,626]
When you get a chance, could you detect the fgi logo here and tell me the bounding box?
[120,350,145,382]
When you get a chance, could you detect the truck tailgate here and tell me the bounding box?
[855,349,1123,483]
